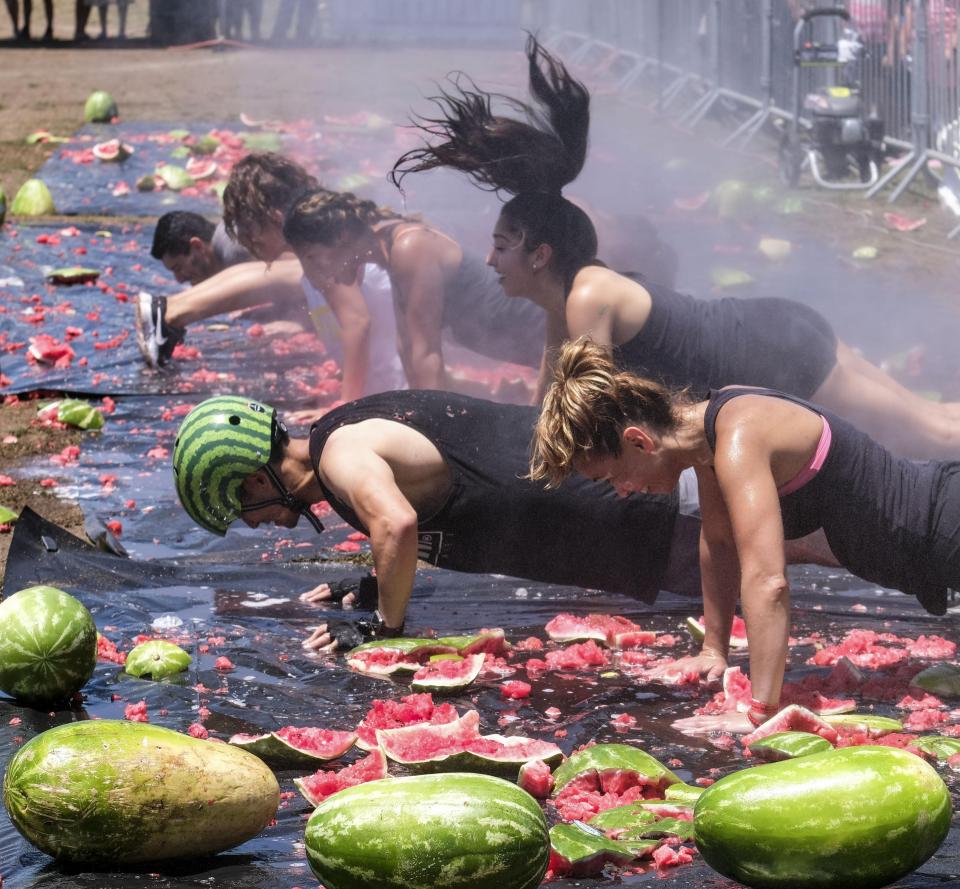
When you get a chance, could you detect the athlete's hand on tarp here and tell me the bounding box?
[671,711,753,736]
[302,611,403,654]
[299,575,378,610]
[648,650,727,684]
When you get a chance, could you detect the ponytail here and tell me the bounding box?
[283,189,402,249]
[391,35,597,291]
[530,337,680,487]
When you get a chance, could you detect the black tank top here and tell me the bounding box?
[309,390,679,603]
[704,387,954,614]
[614,280,838,400]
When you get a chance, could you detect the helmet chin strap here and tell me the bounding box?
[242,463,325,534]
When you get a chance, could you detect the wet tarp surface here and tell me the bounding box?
[0,221,344,400]
[30,118,405,218]
[1,509,960,888]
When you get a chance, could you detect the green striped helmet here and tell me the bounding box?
[173,396,278,536]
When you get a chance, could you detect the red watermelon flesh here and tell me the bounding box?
[552,770,666,822]
[546,613,655,649]
[544,641,610,671]
[354,693,458,751]
[228,726,357,767]
[741,704,839,749]
[274,727,357,757]
[411,652,485,691]
[346,647,421,676]
[377,709,482,762]
[518,759,554,798]
[699,666,854,716]
[294,748,389,807]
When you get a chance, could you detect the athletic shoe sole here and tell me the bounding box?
[134,290,160,368]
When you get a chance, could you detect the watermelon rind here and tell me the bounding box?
[230,727,357,768]
[685,615,749,649]
[694,745,953,889]
[155,165,195,192]
[410,652,484,694]
[10,179,56,216]
[551,744,680,795]
[589,801,657,832]
[549,821,640,873]
[3,720,279,863]
[747,730,834,762]
[45,267,101,286]
[83,90,118,123]
[663,782,704,803]
[354,693,459,752]
[911,663,960,698]
[376,709,482,770]
[913,735,960,761]
[304,772,550,889]
[123,640,191,680]
[0,585,97,706]
[455,735,564,779]
[820,713,903,737]
[592,803,694,842]
[348,637,458,657]
[436,628,509,656]
[55,399,105,430]
[545,613,652,648]
[0,507,18,525]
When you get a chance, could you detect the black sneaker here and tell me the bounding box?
[135,291,184,368]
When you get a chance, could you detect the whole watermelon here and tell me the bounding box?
[694,745,952,889]
[83,90,118,123]
[0,585,97,705]
[305,772,550,889]
[4,720,279,863]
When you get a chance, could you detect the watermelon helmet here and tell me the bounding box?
[173,395,324,536]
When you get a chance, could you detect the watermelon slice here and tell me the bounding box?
[294,748,389,806]
[913,735,960,761]
[594,802,694,841]
[747,730,834,762]
[123,640,191,680]
[410,653,484,694]
[45,267,100,286]
[436,628,509,656]
[230,726,357,768]
[376,710,562,777]
[346,638,458,677]
[354,693,459,751]
[545,613,656,649]
[185,157,218,180]
[821,713,903,737]
[28,334,75,366]
[549,822,641,877]
[92,139,133,162]
[741,704,839,748]
[911,663,960,698]
[685,615,749,650]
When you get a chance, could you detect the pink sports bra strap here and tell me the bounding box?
[777,418,833,497]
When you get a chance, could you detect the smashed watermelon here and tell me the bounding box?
[545,613,655,649]
[294,748,389,806]
[346,638,458,677]
[685,614,748,650]
[230,726,357,768]
[354,693,459,751]
[410,653,485,694]
[741,704,839,749]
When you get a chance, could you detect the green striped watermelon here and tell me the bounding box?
[304,773,550,889]
[124,640,191,679]
[552,743,680,795]
[3,720,279,863]
[694,746,952,889]
[0,585,97,705]
[747,731,834,762]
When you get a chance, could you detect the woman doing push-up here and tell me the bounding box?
[391,35,960,459]
[531,337,960,731]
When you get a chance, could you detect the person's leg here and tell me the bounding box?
[96,1,106,37]
[249,0,262,40]
[19,0,29,38]
[813,341,960,459]
[270,0,294,41]
[117,0,128,38]
[4,0,18,37]
[295,0,315,43]
[74,0,89,39]
[41,0,51,39]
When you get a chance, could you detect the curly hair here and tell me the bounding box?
[282,188,403,250]
[391,34,597,291]
[530,337,682,487]
[222,152,323,248]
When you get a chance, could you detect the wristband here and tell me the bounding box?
[746,698,779,728]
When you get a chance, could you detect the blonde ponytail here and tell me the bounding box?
[530,337,679,486]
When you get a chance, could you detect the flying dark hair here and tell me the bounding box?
[391,34,597,289]
[150,211,216,260]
